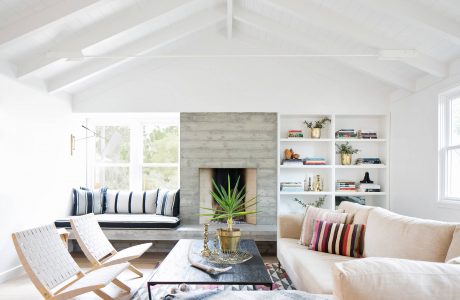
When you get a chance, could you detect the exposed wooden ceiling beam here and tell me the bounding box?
[257,0,447,78]
[356,0,460,47]
[17,0,207,78]
[234,8,415,91]
[0,0,99,46]
[47,11,225,93]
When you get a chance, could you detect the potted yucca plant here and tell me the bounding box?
[199,174,257,252]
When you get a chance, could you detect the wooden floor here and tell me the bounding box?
[0,252,278,300]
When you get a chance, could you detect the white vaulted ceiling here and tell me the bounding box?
[1,0,460,99]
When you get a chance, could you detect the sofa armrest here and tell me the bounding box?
[278,214,304,239]
[333,257,460,300]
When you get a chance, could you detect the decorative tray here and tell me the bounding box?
[204,250,253,265]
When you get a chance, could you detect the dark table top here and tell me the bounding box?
[148,239,273,285]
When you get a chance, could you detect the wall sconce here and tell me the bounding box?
[70,125,121,158]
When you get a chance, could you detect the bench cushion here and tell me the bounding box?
[55,213,180,229]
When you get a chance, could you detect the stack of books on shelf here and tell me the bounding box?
[335,129,357,138]
[280,182,303,192]
[287,130,303,138]
[336,180,356,192]
[304,157,327,165]
[358,130,378,139]
[355,158,382,165]
[282,159,303,166]
[358,183,381,192]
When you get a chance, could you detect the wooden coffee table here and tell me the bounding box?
[147,239,273,299]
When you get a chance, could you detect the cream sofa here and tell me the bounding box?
[278,201,460,299]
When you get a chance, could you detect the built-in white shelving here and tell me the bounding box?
[278,114,389,215]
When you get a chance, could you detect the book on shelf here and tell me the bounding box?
[355,158,382,165]
[282,159,303,166]
[336,129,357,138]
[336,180,357,191]
[303,157,327,165]
[358,183,381,192]
[280,181,303,192]
[358,130,378,139]
[288,130,304,138]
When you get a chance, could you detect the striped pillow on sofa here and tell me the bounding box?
[72,187,107,215]
[105,189,158,214]
[156,188,180,217]
[310,220,365,257]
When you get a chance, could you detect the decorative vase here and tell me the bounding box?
[311,128,321,139]
[217,228,241,253]
[341,153,352,165]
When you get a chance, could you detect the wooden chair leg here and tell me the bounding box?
[128,264,143,277]
[94,289,113,300]
[112,278,131,292]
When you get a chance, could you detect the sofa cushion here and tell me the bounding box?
[278,238,356,294]
[446,225,460,262]
[337,201,374,224]
[156,188,180,217]
[333,257,460,300]
[364,208,456,262]
[310,220,365,257]
[300,206,349,246]
[55,213,180,229]
[72,187,107,215]
[105,189,158,214]
[278,214,304,239]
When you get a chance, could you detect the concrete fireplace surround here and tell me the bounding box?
[180,113,278,228]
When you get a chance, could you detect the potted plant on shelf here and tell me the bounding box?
[199,174,258,253]
[304,117,331,139]
[336,142,359,165]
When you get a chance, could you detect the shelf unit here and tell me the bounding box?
[278,114,389,215]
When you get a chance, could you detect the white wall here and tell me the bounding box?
[390,73,460,222]
[0,76,83,282]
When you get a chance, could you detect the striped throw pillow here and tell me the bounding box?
[105,189,158,214]
[72,187,107,215]
[299,206,349,246]
[156,188,180,217]
[310,220,365,257]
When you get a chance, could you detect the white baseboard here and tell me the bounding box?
[0,265,24,283]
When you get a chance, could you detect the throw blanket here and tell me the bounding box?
[164,290,333,300]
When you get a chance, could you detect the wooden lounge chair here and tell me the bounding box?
[70,213,152,277]
[12,224,130,300]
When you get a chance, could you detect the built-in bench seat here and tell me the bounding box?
[55,213,181,229]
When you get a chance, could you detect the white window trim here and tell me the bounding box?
[86,113,180,190]
[438,89,460,208]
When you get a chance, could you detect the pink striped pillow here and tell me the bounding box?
[310,220,365,257]
[299,206,349,246]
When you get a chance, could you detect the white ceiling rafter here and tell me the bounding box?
[16,0,211,78]
[233,8,415,91]
[0,0,99,46]
[248,0,447,78]
[227,0,233,39]
[356,0,460,47]
[47,11,226,93]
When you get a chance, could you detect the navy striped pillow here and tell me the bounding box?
[156,188,180,217]
[105,189,158,214]
[72,187,107,215]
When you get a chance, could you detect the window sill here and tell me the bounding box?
[437,199,460,210]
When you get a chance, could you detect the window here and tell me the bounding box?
[439,91,460,204]
[88,114,179,190]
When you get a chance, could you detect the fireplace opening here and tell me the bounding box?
[199,168,257,225]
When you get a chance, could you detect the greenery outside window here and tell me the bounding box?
[439,91,460,205]
[88,114,179,190]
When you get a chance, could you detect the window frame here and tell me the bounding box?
[86,113,180,190]
[439,89,460,207]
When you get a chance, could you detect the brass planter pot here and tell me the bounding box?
[217,228,241,253]
[310,128,321,139]
[341,153,352,165]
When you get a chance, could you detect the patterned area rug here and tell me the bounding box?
[132,263,295,300]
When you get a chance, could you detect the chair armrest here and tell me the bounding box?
[333,257,460,300]
[278,214,304,239]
